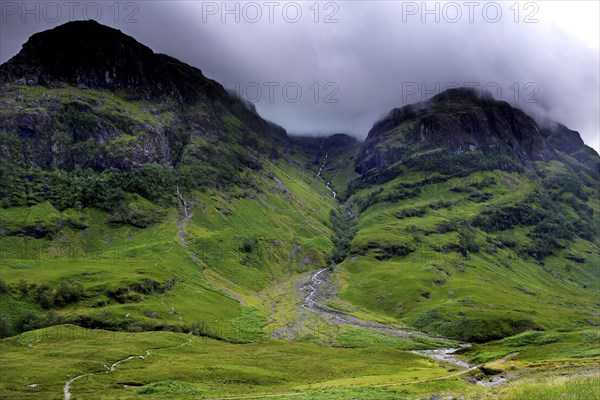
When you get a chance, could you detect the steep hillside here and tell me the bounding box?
[1,22,598,400]
[0,21,287,199]
[288,133,361,200]
[355,88,598,184]
[0,20,336,341]
[338,88,600,342]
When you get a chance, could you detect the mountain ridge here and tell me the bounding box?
[0,20,599,399]
[2,21,596,179]
[1,19,598,353]
[0,20,215,102]
[356,88,598,185]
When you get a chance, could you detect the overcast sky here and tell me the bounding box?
[1,1,598,150]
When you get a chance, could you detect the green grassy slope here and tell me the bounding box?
[337,159,599,342]
[1,22,599,400]
[1,325,598,399]
[0,325,457,400]
[0,78,342,342]
[0,156,339,341]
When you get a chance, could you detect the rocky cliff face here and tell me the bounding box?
[540,123,600,170]
[0,88,183,171]
[1,20,219,103]
[0,20,287,174]
[355,88,597,181]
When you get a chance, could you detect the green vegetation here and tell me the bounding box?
[338,163,599,343]
[2,325,596,399]
[464,328,599,364]
[502,376,600,400]
[1,79,598,399]
[0,325,454,399]
[328,208,357,264]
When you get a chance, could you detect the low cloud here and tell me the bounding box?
[1,1,598,149]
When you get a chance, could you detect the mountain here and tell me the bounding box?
[1,21,599,400]
[1,19,232,103]
[0,20,285,177]
[356,88,598,184]
[0,20,337,337]
[342,88,600,341]
[0,22,306,243]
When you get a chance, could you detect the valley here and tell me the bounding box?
[0,20,599,400]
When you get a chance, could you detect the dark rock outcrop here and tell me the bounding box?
[1,20,222,104]
[0,20,287,173]
[355,88,596,181]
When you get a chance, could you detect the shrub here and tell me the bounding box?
[125,164,176,203]
[16,311,45,332]
[0,315,12,338]
[108,287,143,304]
[470,176,497,190]
[473,202,545,232]
[0,280,9,295]
[501,331,561,347]
[136,381,204,396]
[374,243,415,260]
[412,309,542,342]
[240,238,258,253]
[458,228,479,256]
[37,285,55,309]
[45,311,65,326]
[55,281,84,305]
[328,208,357,264]
[18,279,29,296]
[394,206,427,219]
[429,200,452,210]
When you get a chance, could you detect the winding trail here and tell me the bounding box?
[63,341,190,399]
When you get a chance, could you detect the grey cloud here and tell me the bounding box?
[1,1,598,150]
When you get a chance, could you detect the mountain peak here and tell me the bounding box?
[0,20,217,103]
[2,20,151,84]
[356,87,597,180]
[430,87,489,104]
